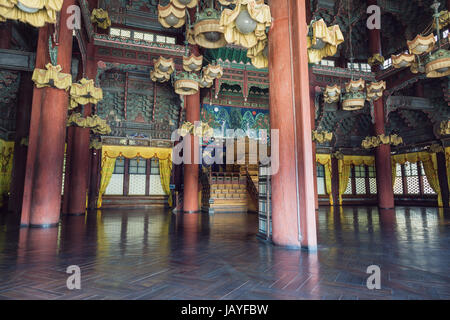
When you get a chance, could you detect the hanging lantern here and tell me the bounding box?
[323,85,341,104]
[366,81,386,102]
[174,72,199,96]
[219,0,236,5]
[202,64,223,82]
[407,34,435,55]
[150,70,171,83]
[391,53,415,69]
[153,56,175,74]
[345,78,365,92]
[183,54,203,72]
[342,79,366,111]
[425,49,450,77]
[307,19,344,64]
[368,53,385,67]
[172,0,198,9]
[198,76,213,88]
[70,78,103,109]
[247,39,268,69]
[0,0,63,27]
[32,63,72,90]
[158,2,186,29]
[90,8,111,29]
[193,8,227,49]
[219,0,271,49]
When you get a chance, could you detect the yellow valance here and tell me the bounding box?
[97,145,173,208]
[32,63,72,90]
[0,0,63,27]
[446,147,450,201]
[392,152,443,207]
[67,113,111,135]
[0,139,14,207]
[70,78,103,109]
[316,154,333,205]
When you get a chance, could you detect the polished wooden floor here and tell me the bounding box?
[0,206,449,300]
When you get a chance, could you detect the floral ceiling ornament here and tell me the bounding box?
[70,78,103,109]
[192,7,227,49]
[32,63,72,90]
[0,0,63,27]
[174,72,199,95]
[158,2,186,29]
[323,85,341,104]
[368,53,385,67]
[307,18,344,64]
[366,81,386,102]
[172,0,198,9]
[67,113,111,135]
[90,8,111,29]
[361,134,403,149]
[219,0,271,49]
[183,54,203,72]
[312,130,333,144]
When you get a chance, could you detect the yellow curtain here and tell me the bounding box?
[338,155,375,205]
[159,158,173,206]
[316,154,333,205]
[97,145,173,208]
[446,147,450,199]
[0,139,14,207]
[391,152,443,207]
[392,162,397,187]
[97,155,116,208]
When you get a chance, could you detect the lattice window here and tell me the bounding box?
[129,157,146,175]
[150,159,160,175]
[129,175,146,195]
[133,31,143,40]
[354,165,366,194]
[110,28,121,37]
[105,174,124,195]
[61,151,66,195]
[419,162,436,194]
[404,162,419,194]
[113,157,125,174]
[360,63,372,72]
[144,33,154,42]
[319,59,335,67]
[368,165,377,194]
[382,58,392,69]
[166,37,176,44]
[156,35,166,43]
[149,175,165,195]
[344,168,353,194]
[393,163,403,194]
[316,163,326,195]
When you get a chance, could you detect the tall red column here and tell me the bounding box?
[67,44,97,215]
[28,0,75,226]
[268,0,317,250]
[183,93,200,213]
[20,25,49,226]
[9,72,33,214]
[88,147,101,209]
[368,0,394,209]
[331,157,340,206]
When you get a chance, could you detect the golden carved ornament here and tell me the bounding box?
[323,85,341,104]
[307,19,344,64]
[392,53,416,69]
[407,34,435,55]
[158,2,185,29]
[368,53,385,67]
[366,81,386,102]
[32,63,72,90]
[183,54,203,72]
[90,8,111,29]
[70,78,103,109]
[0,0,63,27]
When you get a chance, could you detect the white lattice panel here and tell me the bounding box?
[128,175,146,195]
[369,178,377,194]
[422,176,436,194]
[393,177,403,194]
[406,176,420,194]
[344,179,352,194]
[105,174,124,195]
[317,177,326,195]
[355,178,366,194]
[149,175,165,195]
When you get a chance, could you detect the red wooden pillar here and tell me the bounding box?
[20,25,49,226]
[183,93,200,213]
[368,0,394,209]
[331,157,340,206]
[88,147,101,209]
[0,22,11,49]
[436,152,450,208]
[62,126,74,214]
[9,72,33,214]
[67,44,97,215]
[268,0,317,250]
[28,0,75,226]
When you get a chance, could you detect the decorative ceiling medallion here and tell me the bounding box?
[407,34,435,55]
[307,19,344,64]
[175,72,199,96]
[323,85,341,104]
[183,54,203,72]
[158,2,186,29]
[219,0,271,49]
[366,81,386,102]
[391,53,416,69]
[0,0,63,27]
[172,0,198,9]
[193,8,227,49]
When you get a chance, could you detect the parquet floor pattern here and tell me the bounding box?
[0,206,449,300]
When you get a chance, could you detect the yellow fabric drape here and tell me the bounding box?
[391,152,443,207]
[338,156,375,205]
[307,19,344,64]
[97,155,116,208]
[316,154,333,205]
[97,145,173,208]
[446,147,450,200]
[159,158,173,207]
[0,139,14,207]
[0,0,63,27]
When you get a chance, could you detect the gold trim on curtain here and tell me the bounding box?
[338,155,375,205]
[391,152,443,207]
[97,145,173,208]
[316,154,333,205]
[0,139,14,207]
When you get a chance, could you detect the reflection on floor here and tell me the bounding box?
[0,207,449,300]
